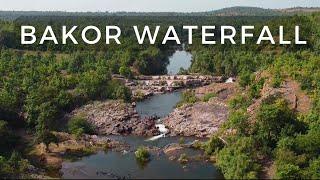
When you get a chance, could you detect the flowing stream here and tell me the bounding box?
[61,48,223,179]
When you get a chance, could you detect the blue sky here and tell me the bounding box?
[0,0,319,12]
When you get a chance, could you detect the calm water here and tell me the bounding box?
[135,91,182,118]
[62,136,223,179]
[167,50,192,75]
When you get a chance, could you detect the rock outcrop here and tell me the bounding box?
[163,82,238,138]
[68,100,159,136]
[163,98,229,138]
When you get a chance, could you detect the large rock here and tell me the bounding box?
[163,98,229,138]
[163,82,238,138]
[68,100,159,136]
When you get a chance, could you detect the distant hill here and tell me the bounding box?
[0,6,319,20]
[208,6,283,16]
[275,7,320,14]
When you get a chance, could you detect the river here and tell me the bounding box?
[61,49,223,179]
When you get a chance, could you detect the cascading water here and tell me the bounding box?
[146,123,169,141]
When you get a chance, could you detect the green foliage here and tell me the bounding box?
[107,80,132,102]
[204,135,224,155]
[248,78,265,99]
[176,90,198,107]
[275,164,301,179]
[228,94,251,110]
[254,98,302,148]
[63,147,95,161]
[304,157,320,179]
[224,110,249,136]
[119,66,133,79]
[0,152,30,178]
[178,153,188,164]
[68,117,94,138]
[216,137,259,179]
[271,70,283,88]
[135,147,150,163]
[239,70,254,88]
[36,130,59,149]
[202,92,216,102]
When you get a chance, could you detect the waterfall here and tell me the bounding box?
[146,124,169,141]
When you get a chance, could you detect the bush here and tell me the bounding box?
[107,80,132,102]
[304,157,320,179]
[239,71,254,88]
[248,78,265,99]
[135,147,150,163]
[271,71,283,88]
[228,95,251,110]
[178,153,188,164]
[119,66,133,79]
[68,117,94,138]
[202,93,216,102]
[216,137,259,179]
[204,135,224,155]
[176,90,198,107]
[36,130,59,151]
[275,163,301,179]
[254,98,300,148]
[0,152,30,178]
[225,110,249,136]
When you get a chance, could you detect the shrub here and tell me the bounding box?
[135,147,150,163]
[68,117,94,138]
[239,71,254,88]
[271,71,283,88]
[204,135,224,155]
[275,163,301,179]
[0,152,30,178]
[248,78,265,99]
[202,93,216,102]
[119,66,133,79]
[228,95,251,110]
[216,137,259,179]
[178,153,188,164]
[179,137,185,145]
[176,90,198,107]
[225,110,249,136]
[254,98,300,148]
[36,130,59,151]
[107,80,132,102]
[304,157,320,179]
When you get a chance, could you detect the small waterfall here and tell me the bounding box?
[146,124,169,141]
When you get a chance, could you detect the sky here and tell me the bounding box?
[0,0,319,12]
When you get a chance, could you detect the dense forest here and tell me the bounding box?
[0,11,319,178]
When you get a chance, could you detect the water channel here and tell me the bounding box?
[61,48,223,179]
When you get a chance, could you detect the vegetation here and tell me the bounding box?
[202,93,216,102]
[176,90,198,107]
[135,147,150,163]
[68,117,94,138]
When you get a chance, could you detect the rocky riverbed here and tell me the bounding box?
[68,100,159,136]
[163,82,238,138]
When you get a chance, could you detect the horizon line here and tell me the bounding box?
[0,5,320,13]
